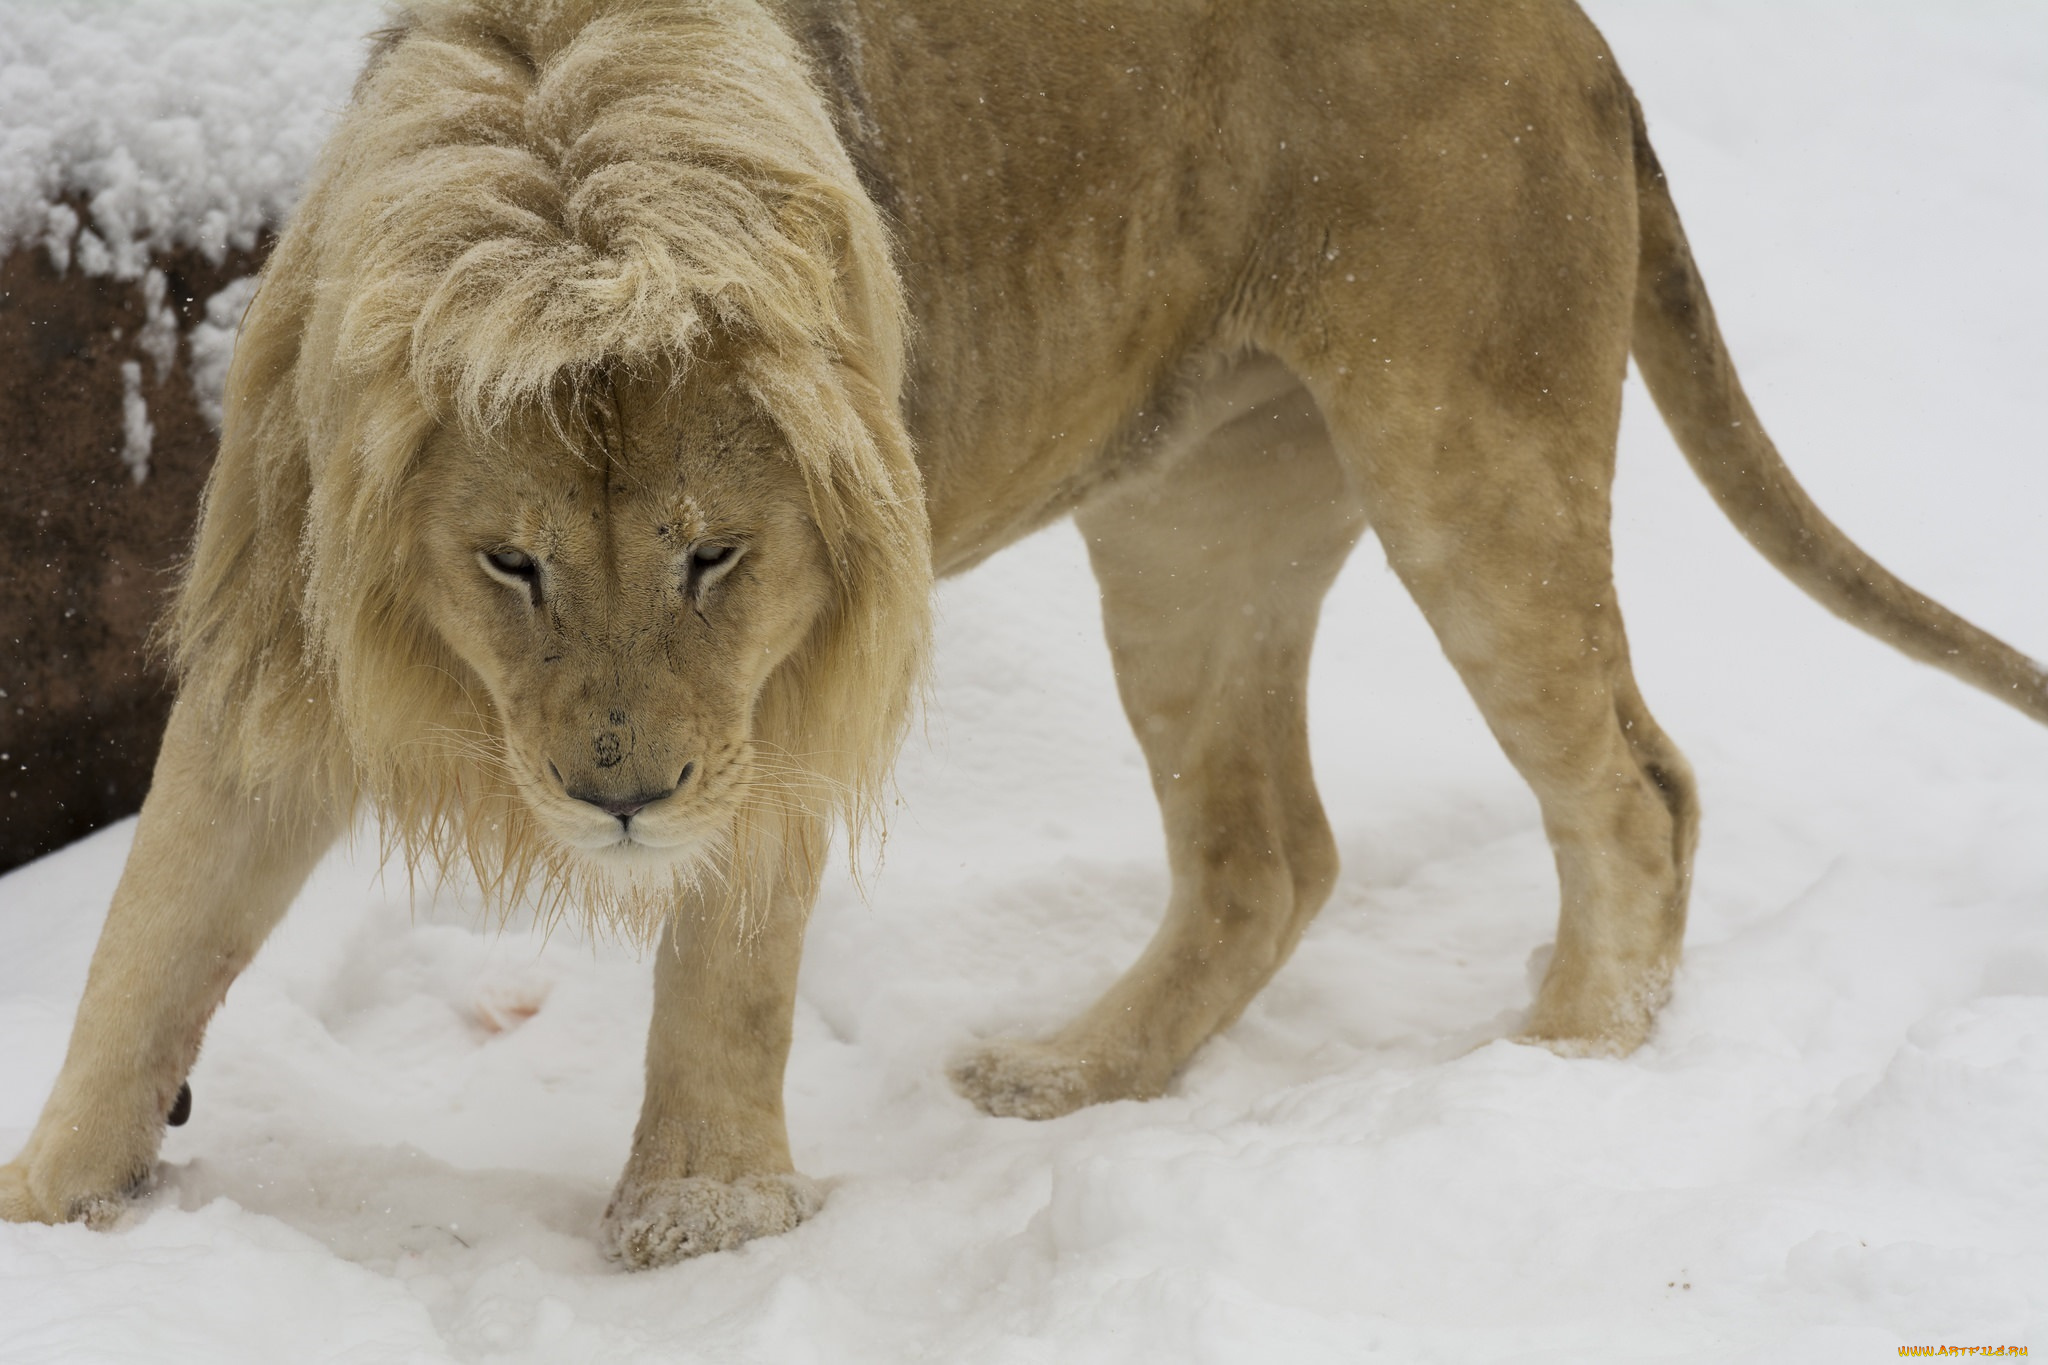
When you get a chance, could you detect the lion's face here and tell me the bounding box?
[410,362,833,875]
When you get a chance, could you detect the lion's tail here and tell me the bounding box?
[1625,91,2048,725]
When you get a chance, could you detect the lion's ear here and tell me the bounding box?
[775,192,847,271]
[775,186,907,409]
[774,191,858,340]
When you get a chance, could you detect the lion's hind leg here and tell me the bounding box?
[950,373,1366,1119]
[1303,353,1700,1056]
[0,698,337,1225]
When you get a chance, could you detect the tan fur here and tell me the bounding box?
[7,0,2042,1263]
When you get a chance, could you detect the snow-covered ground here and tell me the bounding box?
[4,3,2046,1361]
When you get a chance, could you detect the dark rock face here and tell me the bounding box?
[0,236,270,873]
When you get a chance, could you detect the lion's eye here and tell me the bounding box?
[684,542,744,602]
[479,547,542,605]
[486,548,535,576]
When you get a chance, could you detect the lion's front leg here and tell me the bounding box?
[0,700,336,1227]
[602,855,821,1269]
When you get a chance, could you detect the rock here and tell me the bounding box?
[0,230,271,872]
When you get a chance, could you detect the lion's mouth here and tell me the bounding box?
[566,820,702,854]
[550,802,724,873]
[552,832,717,890]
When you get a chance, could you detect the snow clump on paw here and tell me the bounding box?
[600,1173,823,1269]
[949,1038,1100,1120]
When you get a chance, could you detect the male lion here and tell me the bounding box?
[5,0,2043,1267]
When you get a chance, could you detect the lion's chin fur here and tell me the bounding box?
[571,833,721,886]
[478,834,728,949]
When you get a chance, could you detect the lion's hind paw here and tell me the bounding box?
[600,1172,822,1269]
[947,1038,1104,1120]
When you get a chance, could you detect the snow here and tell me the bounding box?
[187,275,264,431]
[0,0,380,274]
[116,359,151,484]
[4,2,2047,1360]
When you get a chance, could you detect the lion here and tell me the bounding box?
[5,0,2043,1268]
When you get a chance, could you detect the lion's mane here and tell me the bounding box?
[168,0,930,937]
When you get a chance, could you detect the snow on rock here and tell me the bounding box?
[0,0,380,275]
[116,358,151,483]
[188,274,262,430]
[0,0,371,469]
[3,2,2046,1361]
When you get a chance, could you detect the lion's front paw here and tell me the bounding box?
[0,1158,135,1229]
[948,1038,1121,1120]
[600,1172,822,1269]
